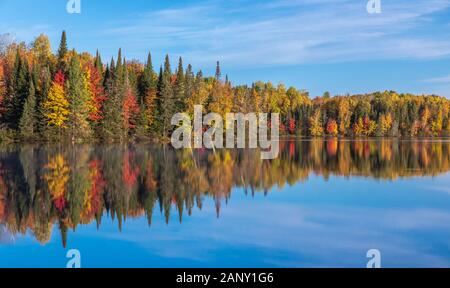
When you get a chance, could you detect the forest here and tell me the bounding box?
[1,31,450,143]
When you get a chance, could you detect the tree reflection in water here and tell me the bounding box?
[0,139,449,247]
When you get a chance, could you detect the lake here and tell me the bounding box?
[1,139,450,268]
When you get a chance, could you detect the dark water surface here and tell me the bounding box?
[1,139,450,267]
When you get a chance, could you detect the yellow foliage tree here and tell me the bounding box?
[431,111,443,137]
[43,74,70,131]
[379,113,393,136]
[353,116,377,137]
[338,98,352,135]
[309,110,324,137]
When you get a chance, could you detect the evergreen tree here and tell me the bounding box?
[174,57,185,112]
[139,52,155,103]
[123,68,140,138]
[184,64,195,109]
[66,54,91,139]
[57,31,68,71]
[7,50,30,129]
[215,61,221,81]
[101,54,124,141]
[94,50,103,74]
[19,79,37,138]
[115,48,124,84]
[103,63,111,89]
[36,66,52,136]
[158,55,175,138]
[138,53,157,135]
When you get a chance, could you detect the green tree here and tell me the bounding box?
[7,50,30,129]
[57,31,68,71]
[174,57,185,112]
[66,54,91,139]
[19,79,37,138]
[102,59,124,140]
[158,55,175,138]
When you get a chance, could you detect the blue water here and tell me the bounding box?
[1,141,450,267]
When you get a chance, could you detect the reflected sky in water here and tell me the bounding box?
[1,140,450,267]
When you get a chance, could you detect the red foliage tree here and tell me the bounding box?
[326,119,338,136]
[87,64,106,122]
[54,70,65,86]
[288,119,296,134]
[123,88,140,130]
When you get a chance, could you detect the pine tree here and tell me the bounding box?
[57,31,68,71]
[101,54,125,141]
[174,57,185,112]
[0,57,6,119]
[115,48,124,84]
[215,61,221,81]
[94,50,103,74]
[19,79,37,138]
[123,68,140,138]
[36,66,52,136]
[184,64,195,109]
[139,52,155,103]
[66,54,91,139]
[8,50,30,129]
[158,55,175,138]
[137,53,157,135]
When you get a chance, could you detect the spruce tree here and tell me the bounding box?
[215,61,221,81]
[66,54,91,139]
[123,67,139,138]
[139,52,155,103]
[8,50,30,129]
[19,79,37,138]
[184,64,195,108]
[158,55,174,138]
[101,55,125,141]
[138,52,157,135]
[94,50,103,74]
[37,66,52,136]
[57,31,68,71]
[103,63,111,89]
[174,57,185,112]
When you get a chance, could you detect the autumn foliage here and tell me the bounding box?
[326,119,338,136]
[0,31,449,141]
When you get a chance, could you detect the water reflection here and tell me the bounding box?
[0,139,449,247]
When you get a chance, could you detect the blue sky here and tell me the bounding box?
[1,0,450,97]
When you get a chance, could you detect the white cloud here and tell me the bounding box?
[98,0,450,68]
[423,74,450,83]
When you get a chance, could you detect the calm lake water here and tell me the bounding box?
[1,139,450,268]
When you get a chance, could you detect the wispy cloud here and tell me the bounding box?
[98,0,450,67]
[0,24,53,43]
[423,74,450,83]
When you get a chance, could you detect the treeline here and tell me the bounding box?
[1,31,450,142]
[1,140,450,246]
